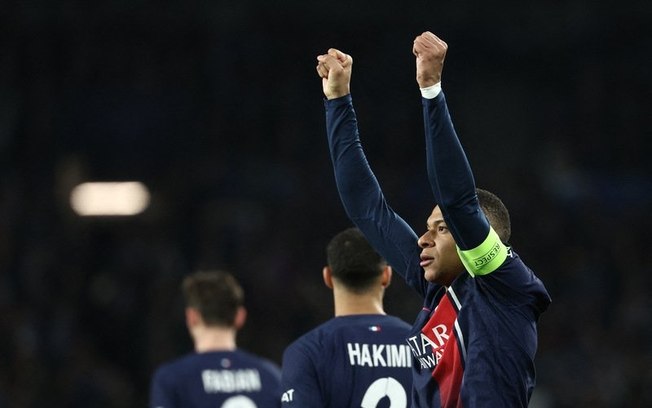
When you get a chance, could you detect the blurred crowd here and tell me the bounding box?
[1,1,650,407]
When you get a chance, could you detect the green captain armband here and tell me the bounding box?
[457,227,508,277]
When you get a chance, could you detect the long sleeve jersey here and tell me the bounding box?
[325,93,551,407]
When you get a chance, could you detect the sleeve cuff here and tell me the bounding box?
[420,83,442,99]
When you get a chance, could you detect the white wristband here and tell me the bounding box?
[420,83,442,99]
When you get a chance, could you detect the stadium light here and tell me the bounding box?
[70,181,150,216]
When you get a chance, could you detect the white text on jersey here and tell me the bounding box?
[346,343,412,367]
[406,324,450,369]
[202,369,261,393]
[281,389,294,402]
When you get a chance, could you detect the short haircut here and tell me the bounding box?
[326,227,387,293]
[477,188,511,244]
[182,270,244,327]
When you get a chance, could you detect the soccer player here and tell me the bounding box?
[149,270,281,408]
[280,227,413,407]
[315,32,551,407]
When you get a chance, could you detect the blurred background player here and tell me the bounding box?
[149,270,281,407]
[280,227,413,407]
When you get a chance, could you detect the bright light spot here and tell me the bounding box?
[70,182,150,216]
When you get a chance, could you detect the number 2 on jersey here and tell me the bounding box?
[360,377,407,408]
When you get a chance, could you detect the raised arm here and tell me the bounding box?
[413,32,490,251]
[317,49,427,295]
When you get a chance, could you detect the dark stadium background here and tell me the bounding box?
[1,1,651,406]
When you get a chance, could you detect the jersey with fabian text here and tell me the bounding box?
[324,94,551,407]
[150,349,282,408]
[280,315,413,408]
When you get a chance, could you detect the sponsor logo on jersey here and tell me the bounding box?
[407,323,449,369]
[407,289,463,370]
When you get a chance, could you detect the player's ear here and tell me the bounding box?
[323,266,334,289]
[381,265,392,288]
[234,306,247,330]
[185,307,201,329]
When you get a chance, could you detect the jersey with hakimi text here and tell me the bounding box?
[281,314,413,408]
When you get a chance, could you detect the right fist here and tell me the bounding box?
[413,32,447,88]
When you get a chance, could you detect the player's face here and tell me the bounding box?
[417,206,464,286]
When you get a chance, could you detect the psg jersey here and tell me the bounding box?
[150,349,281,408]
[324,93,551,407]
[280,314,413,407]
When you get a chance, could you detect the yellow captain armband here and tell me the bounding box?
[457,227,508,277]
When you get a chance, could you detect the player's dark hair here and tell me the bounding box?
[182,270,244,327]
[477,188,511,244]
[326,227,387,293]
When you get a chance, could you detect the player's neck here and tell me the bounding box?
[192,326,237,353]
[333,289,385,316]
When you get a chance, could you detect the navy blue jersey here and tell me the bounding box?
[280,315,413,408]
[150,349,282,408]
[324,94,551,407]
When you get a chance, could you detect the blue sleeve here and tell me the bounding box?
[325,95,429,297]
[422,92,489,250]
[280,342,325,408]
[149,367,177,408]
